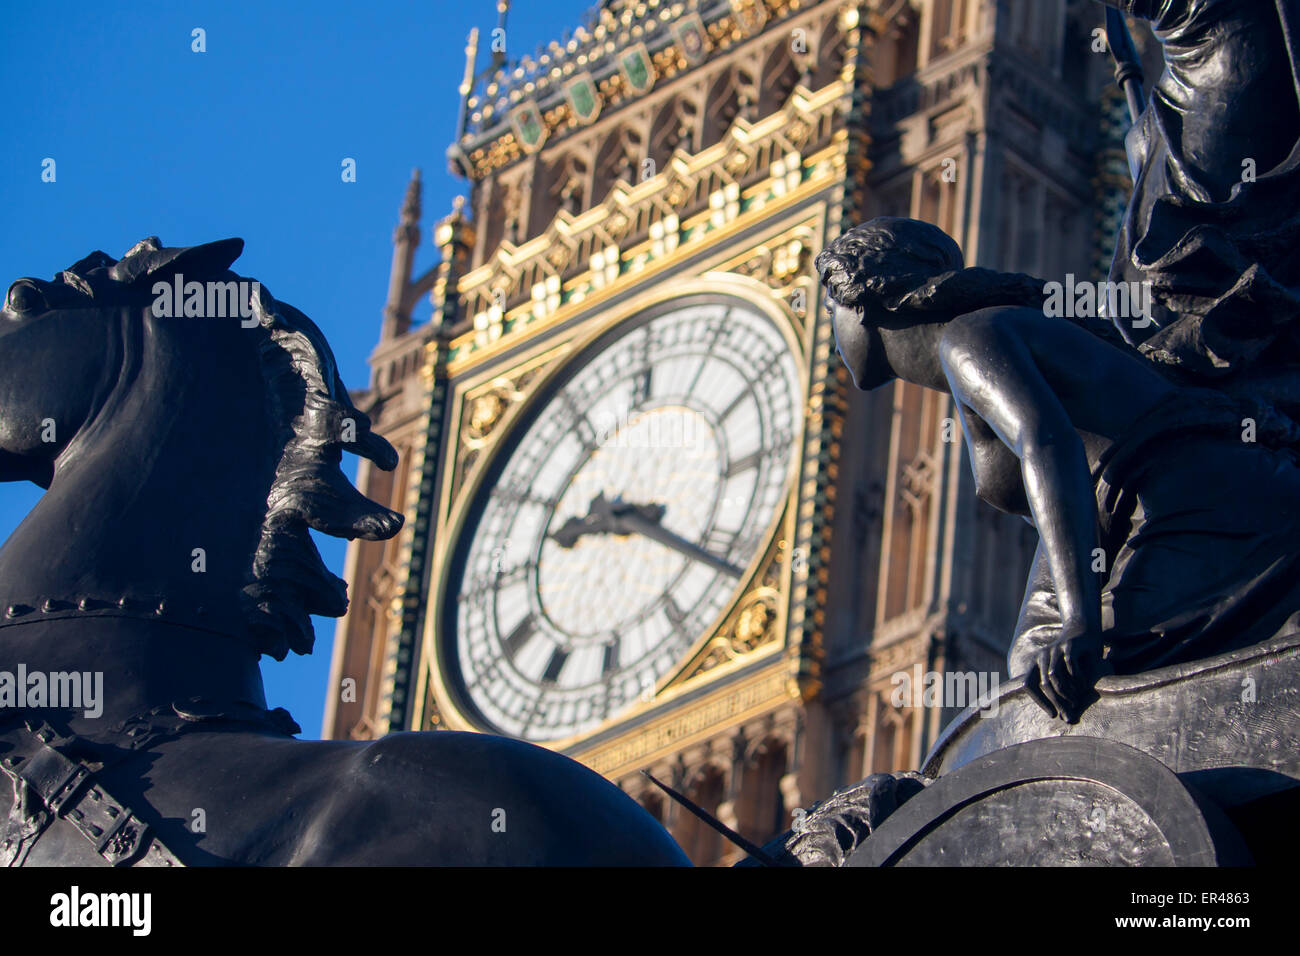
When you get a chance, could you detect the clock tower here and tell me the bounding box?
[325,0,1132,864]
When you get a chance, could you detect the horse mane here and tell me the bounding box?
[241,286,403,660]
[32,237,403,660]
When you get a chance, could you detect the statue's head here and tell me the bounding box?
[0,238,402,660]
[815,217,964,389]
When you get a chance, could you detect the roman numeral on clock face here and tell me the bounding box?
[703,527,735,555]
[494,484,556,509]
[632,327,653,405]
[725,448,764,477]
[541,646,569,684]
[632,365,653,406]
[502,614,536,658]
[662,595,688,637]
[602,640,620,675]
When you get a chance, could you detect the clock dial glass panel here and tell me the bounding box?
[448,296,802,741]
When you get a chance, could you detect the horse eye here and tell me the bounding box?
[4,281,46,315]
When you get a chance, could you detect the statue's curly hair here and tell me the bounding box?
[16,237,402,660]
[815,216,1055,321]
[815,217,965,309]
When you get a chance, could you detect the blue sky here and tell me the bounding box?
[0,0,596,736]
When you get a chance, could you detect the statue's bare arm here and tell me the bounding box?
[938,308,1108,721]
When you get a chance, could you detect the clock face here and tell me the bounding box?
[445,295,802,741]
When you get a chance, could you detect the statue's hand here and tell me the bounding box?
[1023,623,1111,724]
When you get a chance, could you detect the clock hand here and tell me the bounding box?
[548,492,630,547]
[549,491,662,543]
[549,492,743,578]
[616,508,745,579]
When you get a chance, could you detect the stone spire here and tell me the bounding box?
[381,169,423,341]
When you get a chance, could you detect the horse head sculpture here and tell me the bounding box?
[0,236,400,661]
[0,238,689,866]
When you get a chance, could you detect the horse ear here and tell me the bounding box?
[62,250,118,277]
[109,237,245,286]
[163,238,244,278]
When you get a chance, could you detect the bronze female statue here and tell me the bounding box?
[0,237,688,865]
[817,217,1300,724]
[1096,0,1300,376]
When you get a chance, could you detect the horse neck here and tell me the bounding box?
[0,330,278,727]
[0,617,268,732]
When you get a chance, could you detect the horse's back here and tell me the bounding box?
[285,730,690,865]
[3,727,688,865]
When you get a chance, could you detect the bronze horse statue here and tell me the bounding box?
[0,237,689,865]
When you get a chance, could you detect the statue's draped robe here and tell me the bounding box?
[1108,0,1300,379]
[1003,1,1300,680]
[1010,389,1300,677]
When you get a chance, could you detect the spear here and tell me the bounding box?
[1105,7,1146,123]
[641,771,780,866]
